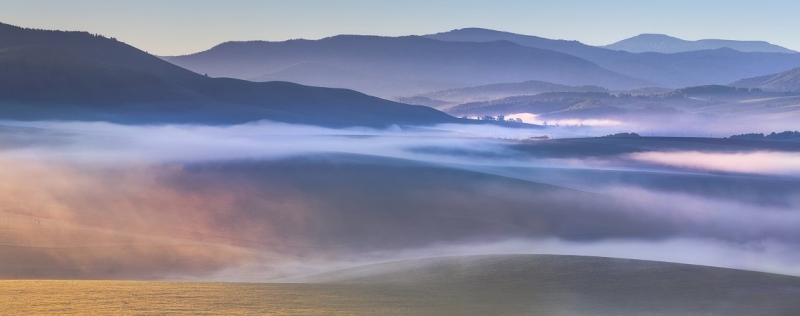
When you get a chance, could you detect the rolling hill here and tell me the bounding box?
[426,28,800,88]
[605,33,797,54]
[288,254,800,315]
[164,35,650,97]
[731,67,800,92]
[0,22,459,127]
[9,255,800,316]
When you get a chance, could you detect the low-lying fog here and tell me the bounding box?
[1,119,799,281]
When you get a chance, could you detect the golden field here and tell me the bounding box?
[4,255,800,315]
[0,281,442,315]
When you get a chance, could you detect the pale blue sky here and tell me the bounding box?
[1,0,798,55]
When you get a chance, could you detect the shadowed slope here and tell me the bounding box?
[0,22,458,127]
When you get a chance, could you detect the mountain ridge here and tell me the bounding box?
[0,22,461,127]
[426,28,800,88]
[165,34,651,97]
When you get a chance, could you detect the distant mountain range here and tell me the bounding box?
[426,28,800,89]
[605,34,797,54]
[0,22,459,127]
[165,28,800,98]
[730,68,800,92]
[5,21,800,126]
[165,35,648,97]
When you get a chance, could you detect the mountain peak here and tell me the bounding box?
[627,34,683,42]
[428,27,552,42]
[441,27,512,35]
[632,33,678,38]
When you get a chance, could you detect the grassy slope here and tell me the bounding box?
[3,255,800,315]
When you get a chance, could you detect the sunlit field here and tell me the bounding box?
[3,255,800,315]
[0,281,432,316]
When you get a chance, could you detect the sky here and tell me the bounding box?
[1,0,799,56]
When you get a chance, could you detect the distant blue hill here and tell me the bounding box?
[165,35,651,97]
[605,34,797,54]
[426,28,800,88]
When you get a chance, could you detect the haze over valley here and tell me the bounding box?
[2,2,800,314]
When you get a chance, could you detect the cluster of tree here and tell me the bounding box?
[602,132,641,138]
[728,131,800,141]
[659,85,764,98]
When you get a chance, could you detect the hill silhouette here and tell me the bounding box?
[0,22,458,127]
[0,22,198,79]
